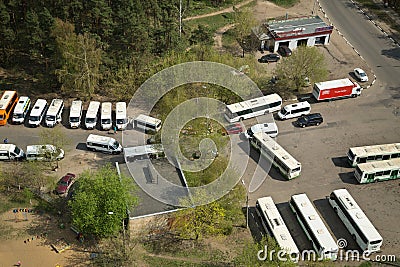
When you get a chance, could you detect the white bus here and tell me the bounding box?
[85,101,100,129]
[45,99,64,127]
[244,122,278,139]
[101,102,112,130]
[250,131,301,179]
[26,144,65,161]
[69,100,83,129]
[289,193,338,260]
[133,114,162,133]
[347,143,400,167]
[329,189,382,252]
[116,102,128,130]
[12,96,31,124]
[277,101,311,120]
[224,94,282,123]
[28,99,48,127]
[354,158,400,184]
[256,197,299,258]
[86,134,123,154]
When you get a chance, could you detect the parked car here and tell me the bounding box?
[296,113,323,128]
[221,123,243,135]
[353,68,368,82]
[278,46,292,57]
[55,173,75,195]
[258,54,280,63]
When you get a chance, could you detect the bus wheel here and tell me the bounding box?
[239,117,244,121]
[352,94,357,98]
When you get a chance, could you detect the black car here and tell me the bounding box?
[296,113,323,128]
[278,46,292,57]
[258,53,280,63]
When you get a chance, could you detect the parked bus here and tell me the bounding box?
[0,90,18,126]
[85,101,100,129]
[289,193,338,260]
[115,102,128,130]
[256,197,299,258]
[69,100,83,128]
[101,102,112,130]
[133,114,162,133]
[224,94,282,123]
[329,189,382,252]
[354,158,400,184]
[28,99,48,127]
[45,99,64,127]
[12,96,31,124]
[347,143,400,167]
[250,131,301,179]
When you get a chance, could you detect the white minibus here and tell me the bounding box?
[0,144,25,161]
[244,122,278,139]
[12,96,31,124]
[69,100,83,128]
[26,144,65,161]
[101,102,112,130]
[133,114,162,133]
[28,99,48,127]
[86,134,123,154]
[85,101,100,129]
[278,101,311,120]
[45,99,64,127]
[115,102,128,130]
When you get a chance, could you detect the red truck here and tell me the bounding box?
[312,78,362,101]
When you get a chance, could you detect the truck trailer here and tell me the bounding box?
[312,78,362,101]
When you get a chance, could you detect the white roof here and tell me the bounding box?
[30,99,47,116]
[291,193,338,252]
[332,189,382,242]
[124,144,163,158]
[0,91,17,110]
[226,94,282,114]
[13,96,30,114]
[86,134,115,145]
[257,197,299,255]
[0,144,17,151]
[283,101,310,111]
[116,102,127,119]
[314,78,354,90]
[86,101,100,117]
[253,131,301,171]
[135,114,161,125]
[46,99,64,116]
[101,102,112,116]
[26,144,57,154]
[349,143,400,158]
[357,158,400,173]
[250,122,278,133]
[70,100,82,117]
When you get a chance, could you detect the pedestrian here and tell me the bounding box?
[16,260,21,266]
[113,125,117,134]
[3,137,8,144]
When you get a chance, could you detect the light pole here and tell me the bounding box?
[242,40,246,58]
[241,180,249,229]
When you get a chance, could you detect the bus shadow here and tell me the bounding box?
[243,206,266,243]
[313,198,360,251]
[76,142,87,151]
[332,156,352,168]
[338,172,358,185]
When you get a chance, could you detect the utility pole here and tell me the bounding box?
[241,180,249,229]
[179,0,182,38]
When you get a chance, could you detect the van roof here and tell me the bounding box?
[116,102,126,119]
[26,144,56,154]
[13,96,30,114]
[86,101,100,117]
[250,122,278,132]
[86,134,115,144]
[101,102,112,117]
[0,144,17,151]
[70,100,83,117]
[135,114,161,125]
[46,99,64,116]
[0,91,17,110]
[30,99,48,116]
[283,101,310,111]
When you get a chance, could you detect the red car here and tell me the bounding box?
[55,173,75,194]
[221,123,243,135]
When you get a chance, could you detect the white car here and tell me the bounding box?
[354,68,368,82]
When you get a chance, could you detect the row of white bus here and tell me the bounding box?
[256,189,383,262]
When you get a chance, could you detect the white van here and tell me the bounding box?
[26,144,65,161]
[45,99,64,127]
[244,122,278,139]
[116,102,128,130]
[0,144,25,161]
[86,134,123,154]
[28,99,48,127]
[85,101,100,129]
[278,101,311,120]
[101,102,112,130]
[133,114,162,133]
[12,96,31,124]
[69,100,83,128]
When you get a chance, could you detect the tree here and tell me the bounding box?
[233,7,257,43]
[274,46,328,92]
[69,164,138,237]
[39,127,71,168]
[189,25,213,46]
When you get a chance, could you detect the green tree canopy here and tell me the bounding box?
[69,164,138,237]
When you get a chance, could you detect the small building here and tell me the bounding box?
[252,16,333,52]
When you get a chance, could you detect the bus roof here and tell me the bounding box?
[13,96,30,114]
[135,114,161,125]
[0,91,17,110]
[116,102,127,119]
[332,189,382,242]
[357,158,400,173]
[86,101,100,117]
[291,193,338,251]
[30,99,47,116]
[253,131,301,170]
[86,134,115,145]
[226,94,282,114]
[257,197,299,255]
[70,100,83,117]
[46,99,64,116]
[101,102,112,116]
[349,143,400,158]
[314,78,354,90]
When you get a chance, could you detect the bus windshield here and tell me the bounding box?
[112,141,120,149]
[30,116,40,121]
[13,113,23,119]
[0,114,3,120]
[70,117,79,122]
[117,119,127,124]
[14,146,21,155]
[86,118,95,123]
[46,115,55,121]
[101,119,111,124]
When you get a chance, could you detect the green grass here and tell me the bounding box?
[185,12,234,33]
[144,255,222,267]
[268,0,299,8]
[186,0,244,17]
[354,0,400,32]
